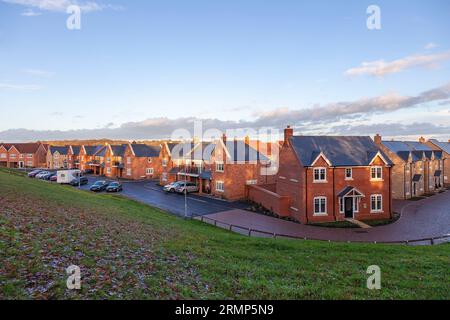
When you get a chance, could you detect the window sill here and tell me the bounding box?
[370,179,384,182]
[313,180,328,184]
[313,213,328,217]
[371,211,383,214]
[345,178,353,181]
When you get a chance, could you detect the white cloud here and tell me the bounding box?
[345,51,450,77]
[21,8,41,16]
[21,68,55,77]
[425,42,438,50]
[2,0,123,13]
[0,83,42,91]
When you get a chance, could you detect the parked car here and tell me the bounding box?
[175,182,199,194]
[89,180,109,192]
[28,170,43,178]
[106,182,123,193]
[36,171,51,179]
[50,175,58,182]
[42,172,57,181]
[82,169,94,175]
[163,181,183,193]
[70,176,89,186]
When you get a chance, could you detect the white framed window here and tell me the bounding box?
[146,168,154,175]
[371,195,383,213]
[371,166,383,180]
[106,157,110,163]
[147,158,153,163]
[10,154,17,159]
[215,181,225,192]
[126,168,132,176]
[246,180,257,185]
[345,168,353,180]
[106,167,111,174]
[339,198,344,213]
[27,154,33,158]
[27,161,33,166]
[314,197,327,215]
[162,172,168,181]
[216,162,224,172]
[313,168,326,182]
[19,154,24,159]
[127,157,132,164]
[162,158,168,167]
[0,153,6,159]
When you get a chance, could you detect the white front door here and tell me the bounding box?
[18,161,24,168]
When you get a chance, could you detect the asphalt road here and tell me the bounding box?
[76,176,250,218]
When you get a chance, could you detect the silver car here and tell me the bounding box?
[175,182,199,194]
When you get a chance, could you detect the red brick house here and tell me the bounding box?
[248,127,393,224]
[0,143,47,168]
[67,146,81,169]
[122,143,162,180]
[160,138,271,201]
[79,145,106,174]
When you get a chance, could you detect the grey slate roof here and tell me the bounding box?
[382,140,441,162]
[225,140,269,163]
[429,139,450,154]
[110,144,127,157]
[131,144,161,157]
[50,146,69,155]
[84,145,104,156]
[290,136,392,167]
[71,146,81,155]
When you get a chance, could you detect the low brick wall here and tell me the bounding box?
[247,184,291,217]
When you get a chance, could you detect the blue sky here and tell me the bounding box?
[0,0,449,141]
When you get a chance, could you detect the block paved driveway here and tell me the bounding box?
[76,175,449,243]
[78,176,249,217]
[200,191,450,243]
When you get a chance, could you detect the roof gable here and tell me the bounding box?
[290,136,391,167]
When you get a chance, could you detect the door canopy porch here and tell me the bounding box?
[337,186,365,199]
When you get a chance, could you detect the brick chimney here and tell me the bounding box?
[419,136,426,143]
[245,135,250,145]
[284,125,294,146]
[222,133,227,144]
[374,134,382,145]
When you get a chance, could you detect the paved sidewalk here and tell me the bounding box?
[199,191,450,243]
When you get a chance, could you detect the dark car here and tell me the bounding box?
[89,180,109,192]
[82,169,94,175]
[106,182,123,193]
[28,170,43,178]
[50,175,58,182]
[42,172,57,181]
[70,176,89,186]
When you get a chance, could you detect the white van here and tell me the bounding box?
[57,170,81,184]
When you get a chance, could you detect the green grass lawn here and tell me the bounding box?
[0,169,449,300]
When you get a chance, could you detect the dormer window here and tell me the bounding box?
[371,166,383,180]
[313,168,326,182]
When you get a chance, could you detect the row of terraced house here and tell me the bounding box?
[1,128,449,224]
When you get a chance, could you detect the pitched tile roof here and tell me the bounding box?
[290,136,391,167]
[71,146,81,155]
[110,144,127,157]
[84,145,105,156]
[429,139,450,154]
[131,144,161,157]
[6,143,42,153]
[49,146,70,155]
[382,140,439,162]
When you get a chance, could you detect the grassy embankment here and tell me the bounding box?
[0,169,448,299]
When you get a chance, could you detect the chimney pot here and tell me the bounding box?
[284,125,294,146]
[419,136,426,143]
[222,133,227,144]
[374,134,382,145]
